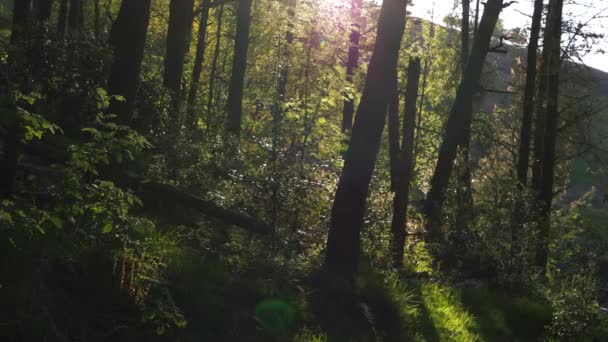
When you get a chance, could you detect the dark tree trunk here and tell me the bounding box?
[0,117,21,198]
[277,0,296,104]
[187,0,212,128]
[473,0,480,38]
[10,0,32,45]
[454,0,474,236]
[390,57,421,268]
[107,0,152,123]
[165,0,195,96]
[536,0,563,271]
[323,0,406,285]
[68,0,84,34]
[461,0,470,75]
[511,0,543,274]
[423,0,504,242]
[34,0,53,23]
[94,0,100,38]
[341,0,363,132]
[388,71,400,193]
[207,5,224,115]
[57,0,68,37]
[226,0,253,135]
[531,51,549,195]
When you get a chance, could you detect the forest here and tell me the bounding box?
[1,0,608,340]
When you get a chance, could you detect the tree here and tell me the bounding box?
[187,0,212,128]
[390,57,421,268]
[323,0,407,285]
[207,5,225,114]
[423,0,504,242]
[536,0,564,270]
[68,0,84,34]
[57,0,69,37]
[9,0,32,45]
[107,0,152,123]
[165,0,195,97]
[511,0,544,274]
[226,0,253,135]
[341,0,363,132]
[34,0,53,24]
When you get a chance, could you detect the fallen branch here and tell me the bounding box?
[137,182,272,235]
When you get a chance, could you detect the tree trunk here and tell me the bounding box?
[187,0,212,128]
[390,57,421,268]
[461,0,470,75]
[323,0,406,286]
[94,0,100,38]
[0,117,21,198]
[423,0,504,242]
[68,0,84,34]
[454,0,474,237]
[536,0,563,271]
[10,0,32,45]
[107,0,152,124]
[473,0,480,38]
[57,0,68,37]
[531,52,549,195]
[341,0,363,132]
[165,0,195,95]
[207,5,224,115]
[34,0,53,24]
[511,0,543,275]
[226,0,253,135]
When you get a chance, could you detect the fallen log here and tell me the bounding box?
[137,182,272,235]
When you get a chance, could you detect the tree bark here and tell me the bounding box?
[165,0,195,96]
[34,0,53,24]
[10,0,32,45]
[511,0,543,274]
[207,5,224,115]
[341,0,363,132]
[536,0,563,271]
[187,0,211,128]
[423,0,504,242]
[107,0,152,124]
[57,0,68,37]
[390,57,421,268]
[226,0,253,135]
[461,0,470,75]
[323,0,406,285]
[68,0,84,34]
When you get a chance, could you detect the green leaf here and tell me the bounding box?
[101,221,113,234]
[49,216,63,229]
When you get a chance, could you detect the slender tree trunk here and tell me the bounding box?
[390,57,421,268]
[511,0,543,275]
[341,0,363,132]
[57,0,68,37]
[536,0,563,271]
[207,5,224,115]
[34,0,53,23]
[423,0,504,242]
[10,0,32,45]
[94,0,100,38]
[68,0,84,34]
[323,0,406,286]
[187,0,212,128]
[461,0,470,75]
[107,0,152,124]
[531,51,549,195]
[473,0,480,38]
[388,72,400,193]
[454,0,474,237]
[226,0,253,135]
[165,0,195,95]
